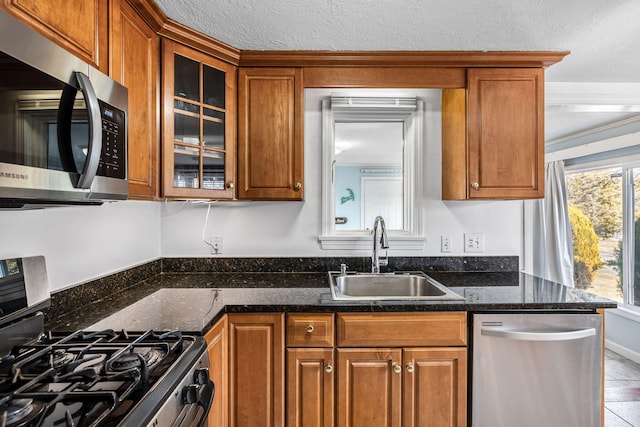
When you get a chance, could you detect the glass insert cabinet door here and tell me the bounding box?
[162,39,236,199]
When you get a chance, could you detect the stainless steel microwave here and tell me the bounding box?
[0,11,128,208]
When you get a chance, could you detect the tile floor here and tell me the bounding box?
[605,349,640,426]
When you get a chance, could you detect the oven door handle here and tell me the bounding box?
[173,380,215,427]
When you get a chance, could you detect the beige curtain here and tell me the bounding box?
[527,160,575,287]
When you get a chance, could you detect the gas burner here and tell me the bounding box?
[110,352,141,371]
[142,348,165,367]
[0,398,45,426]
[51,349,75,368]
[110,348,165,372]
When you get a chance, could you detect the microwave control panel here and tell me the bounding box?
[97,100,126,179]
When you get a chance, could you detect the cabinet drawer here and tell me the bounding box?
[337,312,466,347]
[286,313,334,347]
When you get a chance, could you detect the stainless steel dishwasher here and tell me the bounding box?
[472,312,602,427]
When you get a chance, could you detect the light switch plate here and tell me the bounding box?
[441,235,452,252]
[464,233,484,252]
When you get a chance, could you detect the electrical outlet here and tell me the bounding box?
[464,288,485,302]
[441,235,451,252]
[464,233,484,252]
[211,236,223,254]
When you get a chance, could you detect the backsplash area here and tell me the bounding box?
[161,256,518,273]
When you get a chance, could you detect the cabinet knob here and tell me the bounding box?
[227,182,235,189]
[325,364,333,373]
[471,181,479,191]
[406,363,415,373]
[306,325,314,333]
[294,182,302,191]
[393,363,402,374]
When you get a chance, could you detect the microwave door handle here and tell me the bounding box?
[74,71,102,189]
[57,85,78,175]
[481,327,596,342]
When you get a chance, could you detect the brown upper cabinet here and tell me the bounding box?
[237,67,304,200]
[161,39,237,199]
[1,0,108,72]
[110,0,160,200]
[442,68,545,200]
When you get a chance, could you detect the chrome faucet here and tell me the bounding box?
[371,216,389,273]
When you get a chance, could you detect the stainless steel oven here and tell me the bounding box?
[0,11,128,209]
[0,256,214,426]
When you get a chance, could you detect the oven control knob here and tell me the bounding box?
[183,384,200,405]
[182,381,215,407]
[194,367,210,385]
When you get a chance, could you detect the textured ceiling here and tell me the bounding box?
[156,0,640,140]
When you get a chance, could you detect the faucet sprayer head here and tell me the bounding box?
[376,216,389,249]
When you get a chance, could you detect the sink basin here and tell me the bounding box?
[328,271,465,301]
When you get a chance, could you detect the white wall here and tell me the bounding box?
[161,89,524,259]
[0,201,161,291]
[606,309,640,364]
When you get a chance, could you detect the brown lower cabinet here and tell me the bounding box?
[206,312,466,427]
[205,315,228,427]
[228,313,285,427]
[287,348,335,427]
[402,348,467,427]
[320,346,466,427]
[336,348,403,426]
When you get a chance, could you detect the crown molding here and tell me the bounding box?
[128,0,240,65]
[131,1,568,70]
[239,50,569,68]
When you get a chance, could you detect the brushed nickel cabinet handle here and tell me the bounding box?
[325,364,333,373]
[393,363,402,374]
[406,363,415,373]
[306,325,314,333]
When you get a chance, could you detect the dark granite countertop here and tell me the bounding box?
[47,271,617,335]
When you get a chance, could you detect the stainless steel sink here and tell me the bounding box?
[328,271,465,301]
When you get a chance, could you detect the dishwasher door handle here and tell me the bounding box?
[481,327,596,341]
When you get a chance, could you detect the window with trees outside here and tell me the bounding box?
[566,164,640,308]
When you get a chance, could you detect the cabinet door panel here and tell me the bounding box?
[337,348,402,427]
[467,68,544,199]
[3,0,108,71]
[110,0,159,199]
[162,39,236,199]
[286,348,334,427]
[403,348,467,427]
[205,316,228,427]
[228,313,284,427]
[238,68,303,200]
[337,312,467,347]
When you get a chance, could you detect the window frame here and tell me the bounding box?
[318,94,426,250]
[565,158,640,309]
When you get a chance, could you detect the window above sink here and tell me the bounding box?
[317,89,435,250]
